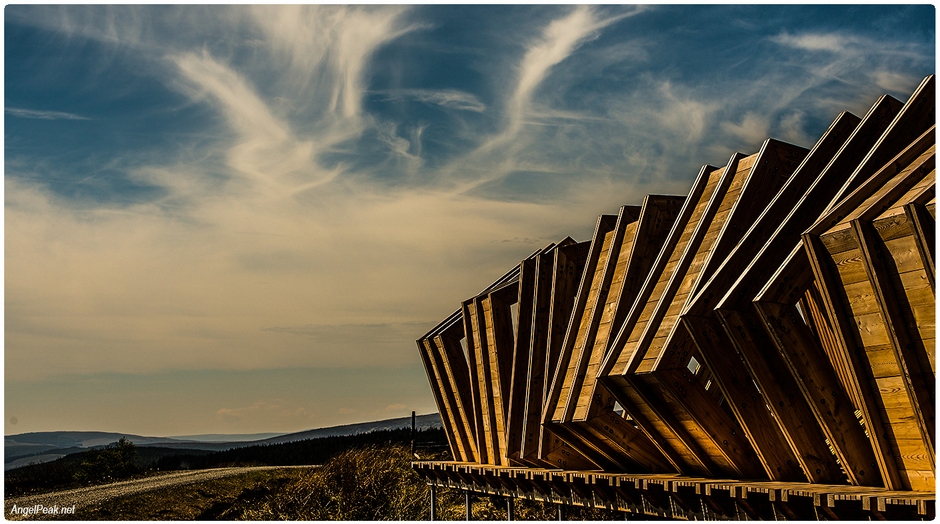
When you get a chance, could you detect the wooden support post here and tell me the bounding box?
[466,490,472,521]
[506,496,514,521]
[557,504,563,521]
[430,485,437,521]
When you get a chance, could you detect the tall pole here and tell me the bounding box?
[411,410,416,457]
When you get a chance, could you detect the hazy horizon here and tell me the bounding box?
[5,5,934,436]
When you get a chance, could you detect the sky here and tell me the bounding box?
[4,5,935,436]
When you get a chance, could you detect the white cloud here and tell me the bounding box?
[771,32,848,53]
[395,89,487,112]
[721,112,770,146]
[248,5,415,120]
[6,107,90,120]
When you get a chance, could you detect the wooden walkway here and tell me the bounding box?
[414,75,935,519]
[413,461,934,520]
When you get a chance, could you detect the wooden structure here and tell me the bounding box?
[415,76,935,519]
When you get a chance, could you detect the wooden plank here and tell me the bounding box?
[506,257,536,462]
[691,140,807,297]
[680,315,809,481]
[803,234,904,489]
[817,76,934,224]
[435,334,481,462]
[718,94,902,313]
[627,156,743,376]
[462,300,487,464]
[688,112,860,317]
[417,337,465,460]
[484,285,518,463]
[544,214,618,425]
[559,208,633,422]
[468,296,500,464]
[537,241,591,461]
[906,203,936,290]
[520,241,575,464]
[601,164,721,380]
[752,301,882,486]
[853,220,934,460]
[827,144,935,229]
[810,125,936,236]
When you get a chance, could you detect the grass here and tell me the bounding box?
[40,468,312,521]
[32,445,628,520]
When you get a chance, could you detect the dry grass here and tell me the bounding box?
[32,445,627,520]
[39,468,309,521]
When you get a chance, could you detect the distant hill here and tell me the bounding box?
[5,413,442,469]
[255,413,441,445]
[5,432,192,469]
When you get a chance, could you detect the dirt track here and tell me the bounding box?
[5,466,316,520]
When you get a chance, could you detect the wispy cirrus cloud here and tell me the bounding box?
[5,5,934,436]
[770,32,848,53]
[6,107,90,120]
[390,89,486,112]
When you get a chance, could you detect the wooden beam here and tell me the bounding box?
[417,336,465,460]
[751,300,882,486]
[506,257,537,462]
[802,234,903,489]
[601,163,720,380]
[905,203,935,291]
[544,214,618,425]
[853,219,935,475]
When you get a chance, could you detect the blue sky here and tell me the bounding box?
[4,5,934,436]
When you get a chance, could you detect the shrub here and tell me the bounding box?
[248,444,428,520]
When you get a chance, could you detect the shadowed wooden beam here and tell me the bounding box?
[417,310,474,461]
[519,245,571,465]
[509,241,575,466]
[551,196,686,473]
[678,116,871,484]
[622,151,770,479]
[812,75,935,231]
[651,139,814,482]
[600,163,725,476]
[906,202,935,291]
[534,240,593,466]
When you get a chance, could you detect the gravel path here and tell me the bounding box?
[5,465,316,520]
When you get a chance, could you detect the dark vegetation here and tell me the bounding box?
[243,444,625,520]
[152,427,447,470]
[5,437,162,497]
[5,428,446,498]
[38,444,625,521]
[9,429,625,519]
